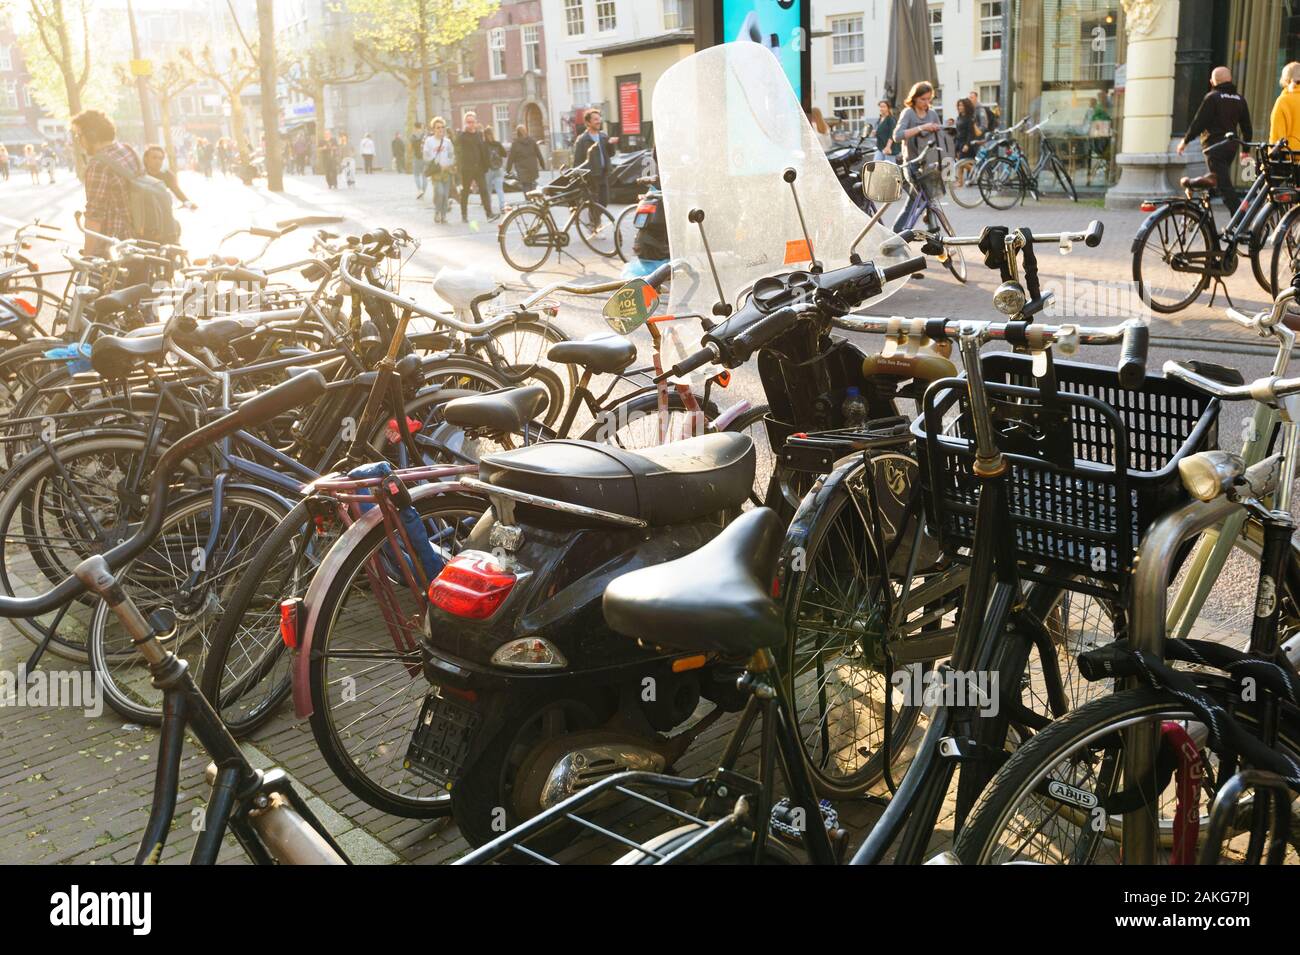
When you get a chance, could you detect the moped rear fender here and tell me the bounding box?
[291,481,455,718]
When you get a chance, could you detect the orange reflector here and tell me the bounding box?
[784,238,812,264]
[194,256,209,265]
[1139,202,1156,212]
[672,654,707,673]
[279,599,301,649]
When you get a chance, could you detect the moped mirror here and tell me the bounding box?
[603,278,660,334]
[862,160,905,203]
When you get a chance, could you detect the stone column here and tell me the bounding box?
[1105,0,1185,209]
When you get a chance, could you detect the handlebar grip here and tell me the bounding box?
[882,256,928,282]
[1117,322,1149,389]
[249,227,280,238]
[645,261,673,291]
[214,266,267,285]
[1084,220,1104,248]
[230,371,327,429]
[664,346,718,381]
[733,306,800,356]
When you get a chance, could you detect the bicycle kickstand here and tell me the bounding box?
[1207,275,1236,310]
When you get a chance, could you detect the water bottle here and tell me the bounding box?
[841,386,868,430]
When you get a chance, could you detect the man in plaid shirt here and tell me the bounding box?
[71,110,142,253]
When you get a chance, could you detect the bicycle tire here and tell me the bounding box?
[978,156,1024,210]
[1050,157,1078,202]
[305,491,485,818]
[579,387,722,449]
[1269,203,1300,297]
[948,158,984,209]
[614,204,637,263]
[1132,203,1212,314]
[576,201,619,257]
[498,205,554,273]
[928,206,968,283]
[89,486,292,725]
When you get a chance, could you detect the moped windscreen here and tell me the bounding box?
[653,42,911,379]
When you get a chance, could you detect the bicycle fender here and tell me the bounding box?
[772,454,863,606]
[291,481,453,718]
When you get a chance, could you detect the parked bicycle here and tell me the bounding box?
[977,113,1079,209]
[497,167,619,272]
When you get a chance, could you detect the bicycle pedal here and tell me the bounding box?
[768,797,838,842]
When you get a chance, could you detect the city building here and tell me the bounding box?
[0,13,52,152]
[540,0,694,157]
[449,0,549,150]
[811,0,1004,137]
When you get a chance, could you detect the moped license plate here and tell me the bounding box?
[403,692,481,788]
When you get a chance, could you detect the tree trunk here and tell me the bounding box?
[229,94,250,162]
[406,76,419,133]
[312,85,327,152]
[52,2,81,115]
[159,95,175,170]
[417,0,433,124]
[256,0,283,191]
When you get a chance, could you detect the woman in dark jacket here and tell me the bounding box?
[874,100,900,160]
[953,97,982,160]
[506,124,546,192]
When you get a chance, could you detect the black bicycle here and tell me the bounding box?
[976,114,1078,209]
[497,167,619,272]
[1133,136,1297,312]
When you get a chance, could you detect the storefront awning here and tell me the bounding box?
[0,125,45,147]
[579,29,693,57]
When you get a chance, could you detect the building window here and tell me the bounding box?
[979,1,1003,52]
[0,45,11,72]
[830,93,866,136]
[663,0,693,30]
[830,16,864,67]
[459,45,475,82]
[567,60,590,107]
[494,103,511,142]
[978,83,1000,109]
[489,27,506,79]
[595,0,617,32]
[1,80,16,110]
[523,24,541,72]
[929,6,943,57]
[564,0,584,36]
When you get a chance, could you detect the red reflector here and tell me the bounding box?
[279,599,301,649]
[427,553,516,619]
[1140,202,1156,212]
[636,203,656,215]
[12,297,37,318]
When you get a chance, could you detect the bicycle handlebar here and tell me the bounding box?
[0,370,327,619]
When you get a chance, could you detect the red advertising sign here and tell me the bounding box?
[619,81,641,135]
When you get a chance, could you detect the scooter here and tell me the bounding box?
[620,176,670,281]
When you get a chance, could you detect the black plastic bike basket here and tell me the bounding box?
[911,354,1219,586]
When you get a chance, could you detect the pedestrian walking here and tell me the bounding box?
[1177,65,1253,213]
[423,117,456,223]
[198,138,214,178]
[968,88,996,137]
[507,124,545,194]
[143,145,196,210]
[391,131,407,175]
[319,131,339,189]
[810,107,833,152]
[483,125,507,213]
[874,100,900,161]
[1269,62,1300,151]
[360,132,376,174]
[952,97,982,185]
[70,110,144,254]
[456,112,495,222]
[23,144,38,184]
[410,123,427,198]
[891,82,944,231]
[0,144,9,181]
[572,108,617,227]
[40,144,56,183]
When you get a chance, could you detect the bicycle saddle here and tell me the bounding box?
[547,334,636,373]
[443,384,548,434]
[602,507,785,656]
[89,283,154,319]
[434,268,498,312]
[1179,172,1217,191]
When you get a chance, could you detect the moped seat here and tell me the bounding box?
[603,507,785,655]
[547,334,636,373]
[479,431,755,526]
[443,385,549,433]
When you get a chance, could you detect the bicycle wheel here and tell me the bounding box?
[1050,157,1078,202]
[977,156,1024,210]
[199,496,339,736]
[1132,204,1212,314]
[0,431,196,661]
[722,404,776,509]
[954,686,1300,864]
[781,453,960,798]
[1250,203,1285,294]
[927,206,968,283]
[479,317,576,423]
[498,205,554,273]
[89,486,291,724]
[306,491,485,817]
[948,158,984,209]
[1269,206,1300,296]
[579,387,722,449]
[576,201,619,257]
[614,204,637,263]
